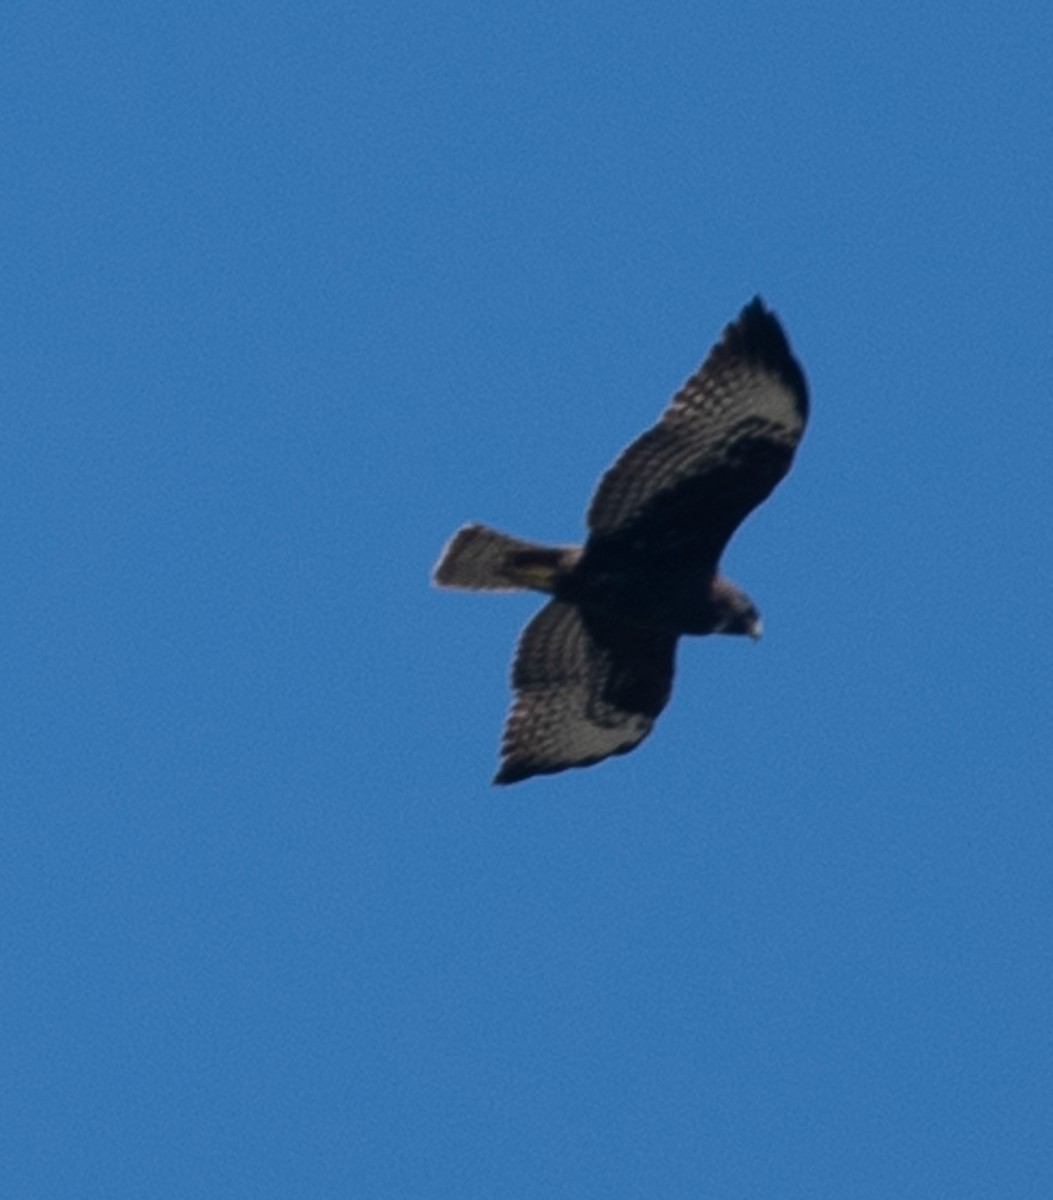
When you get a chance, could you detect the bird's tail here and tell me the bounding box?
[432,523,574,592]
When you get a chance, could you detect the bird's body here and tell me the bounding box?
[558,550,748,637]
[433,298,809,784]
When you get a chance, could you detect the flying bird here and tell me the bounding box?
[432,298,809,784]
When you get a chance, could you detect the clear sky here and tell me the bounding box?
[4,2,1053,1197]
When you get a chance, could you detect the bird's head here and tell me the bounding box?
[711,577,763,641]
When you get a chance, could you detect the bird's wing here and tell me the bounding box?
[584,298,808,572]
[495,600,677,784]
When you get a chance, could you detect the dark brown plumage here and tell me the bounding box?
[433,298,809,784]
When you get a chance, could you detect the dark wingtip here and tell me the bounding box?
[493,755,574,785]
[722,296,809,419]
[492,762,529,786]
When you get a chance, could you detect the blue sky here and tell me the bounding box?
[4,2,1053,1196]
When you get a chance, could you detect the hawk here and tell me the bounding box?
[432,298,809,784]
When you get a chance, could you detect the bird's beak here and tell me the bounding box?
[748,618,763,642]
